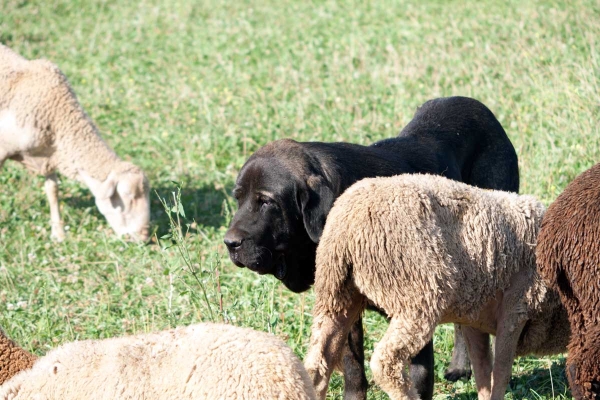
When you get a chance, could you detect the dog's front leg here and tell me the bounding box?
[341,317,369,399]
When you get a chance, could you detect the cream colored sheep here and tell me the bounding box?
[0,44,150,241]
[0,327,36,385]
[0,322,316,400]
[304,174,569,400]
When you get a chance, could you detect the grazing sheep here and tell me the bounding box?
[0,328,36,385]
[0,44,150,241]
[304,174,569,400]
[0,323,316,400]
[536,162,600,400]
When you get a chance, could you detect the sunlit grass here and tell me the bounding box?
[1,0,599,397]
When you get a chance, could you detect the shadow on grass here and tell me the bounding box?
[151,181,234,237]
[442,358,569,400]
[60,179,234,239]
[509,358,569,398]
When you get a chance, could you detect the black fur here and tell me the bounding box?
[224,96,519,399]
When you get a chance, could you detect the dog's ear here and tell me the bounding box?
[300,175,336,243]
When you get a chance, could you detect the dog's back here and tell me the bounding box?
[375,96,520,193]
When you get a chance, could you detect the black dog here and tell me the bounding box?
[224,96,519,399]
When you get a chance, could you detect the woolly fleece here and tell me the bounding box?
[304,174,569,400]
[0,44,132,179]
[0,328,36,386]
[536,162,600,400]
[0,323,316,400]
[0,44,150,241]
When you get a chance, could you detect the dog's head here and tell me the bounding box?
[224,139,336,293]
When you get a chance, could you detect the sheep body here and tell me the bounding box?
[304,174,569,400]
[536,162,600,399]
[0,44,150,241]
[0,322,316,400]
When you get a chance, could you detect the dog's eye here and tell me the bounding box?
[258,196,274,207]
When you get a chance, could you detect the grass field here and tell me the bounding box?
[1,0,599,398]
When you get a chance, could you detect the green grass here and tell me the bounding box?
[1,0,599,398]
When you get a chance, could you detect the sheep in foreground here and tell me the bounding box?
[0,328,36,385]
[0,322,316,400]
[0,44,150,241]
[304,174,569,400]
[536,162,600,400]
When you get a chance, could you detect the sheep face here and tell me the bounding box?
[81,169,151,241]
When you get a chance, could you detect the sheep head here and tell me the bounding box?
[80,164,151,241]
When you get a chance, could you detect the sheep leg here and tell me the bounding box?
[45,173,66,241]
[305,290,365,400]
[489,318,526,400]
[567,325,600,400]
[342,318,368,400]
[444,324,472,381]
[461,327,493,400]
[0,149,6,168]
[370,318,436,400]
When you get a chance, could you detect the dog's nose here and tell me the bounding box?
[224,230,244,249]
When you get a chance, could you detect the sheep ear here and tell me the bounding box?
[300,175,335,243]
[117,179,134,198]
[79,170,117,200]
[116,179,137,212]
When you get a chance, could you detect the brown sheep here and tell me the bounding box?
[536,162,600,400]
[0,327,36,385]
[304,173,570,400]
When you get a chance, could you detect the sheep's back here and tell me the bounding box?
[0,47,66,110]
[0,323,315,400]
[321,174,544,321]
[0,45,119,180]
[0,44,28,82]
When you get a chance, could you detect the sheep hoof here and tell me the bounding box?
[444,368,472,382]
[590,381,600,399]
[51,227,66,242]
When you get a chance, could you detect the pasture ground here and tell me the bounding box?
[1,0,599,398]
